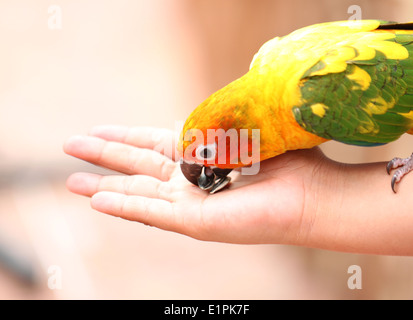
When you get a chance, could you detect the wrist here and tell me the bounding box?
[300,159,413,255]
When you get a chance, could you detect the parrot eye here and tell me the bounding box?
[195,143,216,161]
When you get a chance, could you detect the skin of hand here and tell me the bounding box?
[63,125,413,256]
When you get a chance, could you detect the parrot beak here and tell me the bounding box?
[180,161,232,194]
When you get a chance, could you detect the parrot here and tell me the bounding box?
[178,20,413,194]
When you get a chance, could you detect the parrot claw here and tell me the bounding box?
[386,153,413,193]
[386,161,394,175]
[391,175,397,193]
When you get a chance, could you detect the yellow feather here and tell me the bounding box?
[364,96,395,115]
[346,66,372,91]
[310,103,329,118]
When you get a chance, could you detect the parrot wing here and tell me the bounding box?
[292,21,413,146]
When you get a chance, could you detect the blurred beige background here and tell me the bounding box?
[1,0,413,299]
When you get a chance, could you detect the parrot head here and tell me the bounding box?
[178,77,263,193]
[178,125,241,194]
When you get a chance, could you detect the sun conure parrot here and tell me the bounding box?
[178,20,413,194]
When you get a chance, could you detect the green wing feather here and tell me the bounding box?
[293,21,413,146]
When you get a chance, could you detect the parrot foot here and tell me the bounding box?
[386,153,413,193]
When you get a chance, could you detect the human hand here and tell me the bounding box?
[63,125,413,255]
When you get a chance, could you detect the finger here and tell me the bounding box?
[67,172,174,201]
[66,172,101,197]
[91,191,181,233]
[89,125,180,161]
[63,135,176,180]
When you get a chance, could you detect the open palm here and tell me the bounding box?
[64,125,337,244]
